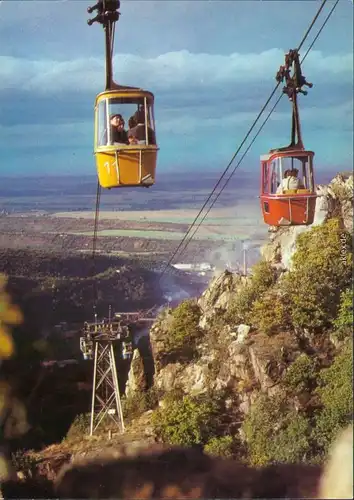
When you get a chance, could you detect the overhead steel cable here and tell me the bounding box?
[300,0,339,60]
[172,0,340,262]
[158,0,331,280]
[91,181,102,318]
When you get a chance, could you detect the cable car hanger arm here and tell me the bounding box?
[158,0,331,275]
[87,0,121,90]
[274,49,313,151]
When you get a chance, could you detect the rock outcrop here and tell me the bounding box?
[197,271,248,329]
[124,173,352,427]
[126,268,301,422]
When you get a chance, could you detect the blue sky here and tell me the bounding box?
[0,0,352,177]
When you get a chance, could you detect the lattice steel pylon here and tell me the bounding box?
[80,315,133,436]
[90,340,124,435]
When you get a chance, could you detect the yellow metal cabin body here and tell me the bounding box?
[94,87,158,188]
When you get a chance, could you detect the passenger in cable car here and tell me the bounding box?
[128,115,137,130]
[128,109,156,145]
[276,168,300,194]
[276,169,290,194]
[292,168,305,189]
[127,116,138,144]
[128,131,138,145]
[110,114,129,145]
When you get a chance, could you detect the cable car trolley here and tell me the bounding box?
[260,49,317,226]
[87,0,158,188]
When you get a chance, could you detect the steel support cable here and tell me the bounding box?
[159,85,281,278]
[300,0,339,61]
[158,0,329,280]
[90,4,116,317]
[91,181,102,316]
[175,0,339,260]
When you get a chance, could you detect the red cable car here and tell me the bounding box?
[260,49,317,226]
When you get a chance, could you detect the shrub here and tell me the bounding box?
[204,435,238,459]
[242,394,312,466]
[313,340,353,454]
[283,353,318,393]
[165,299,202,355]
[250,260,278,291]
[226,261,277,324]
[152,393,222,447]
[65,413,90,440]
[122,387,159,421]
[250,288,290,335]
[332,288,353,340]
[11,450,37,480]
[283,219,352,332]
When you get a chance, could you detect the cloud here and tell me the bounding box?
[1,99,351,155]
[156,100,353,133]
[0,48,351,174]
[0,121,92,150]
[0,49,351,137]
[0,49,352,96]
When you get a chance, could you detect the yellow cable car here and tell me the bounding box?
[88,0,158,188]
[94,86,158,188]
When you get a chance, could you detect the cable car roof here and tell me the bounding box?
[95,83,155,104]
[261,149,315,161]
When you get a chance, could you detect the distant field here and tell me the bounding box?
[52,205,267,244]
[67,229,253,241]
[0,174,269,262]
[51,206,262,224]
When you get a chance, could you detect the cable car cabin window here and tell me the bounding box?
[270,159,281,194]
[279,156,309,192]
[271,155,312,194]
[148,103,156,131]
[262,162,269,194]
[97,100,108,147]
[96,97,156,148]
[303,156,314,191]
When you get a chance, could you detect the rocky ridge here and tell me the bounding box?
[8,172,352,488]
[126,171,353,424]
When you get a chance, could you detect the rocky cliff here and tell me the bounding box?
[124,172,352,463]
[129,270,301,417]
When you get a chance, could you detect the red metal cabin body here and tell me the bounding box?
[260,149,317,226]
[260,48,318,227]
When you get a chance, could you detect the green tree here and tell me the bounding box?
[250,288,290,335]
[152,394,222,447]
[165,299,202,355]
[333,288,353,339]
[204,435,238,459]
[283,353,318,393]
[242,394,312,466]
[283,219,352,332]
[226,261,277,325]
[313,340,353,454]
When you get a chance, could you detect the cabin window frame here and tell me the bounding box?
[96,96,155,148]
[106,99,112,145]
[144,97,149,145]
[267,154,314,194]
[269,159,281,194]
[262,161,269,194]
[149,104,156,132]
[302,155,314,191]
[96,100,109,147]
